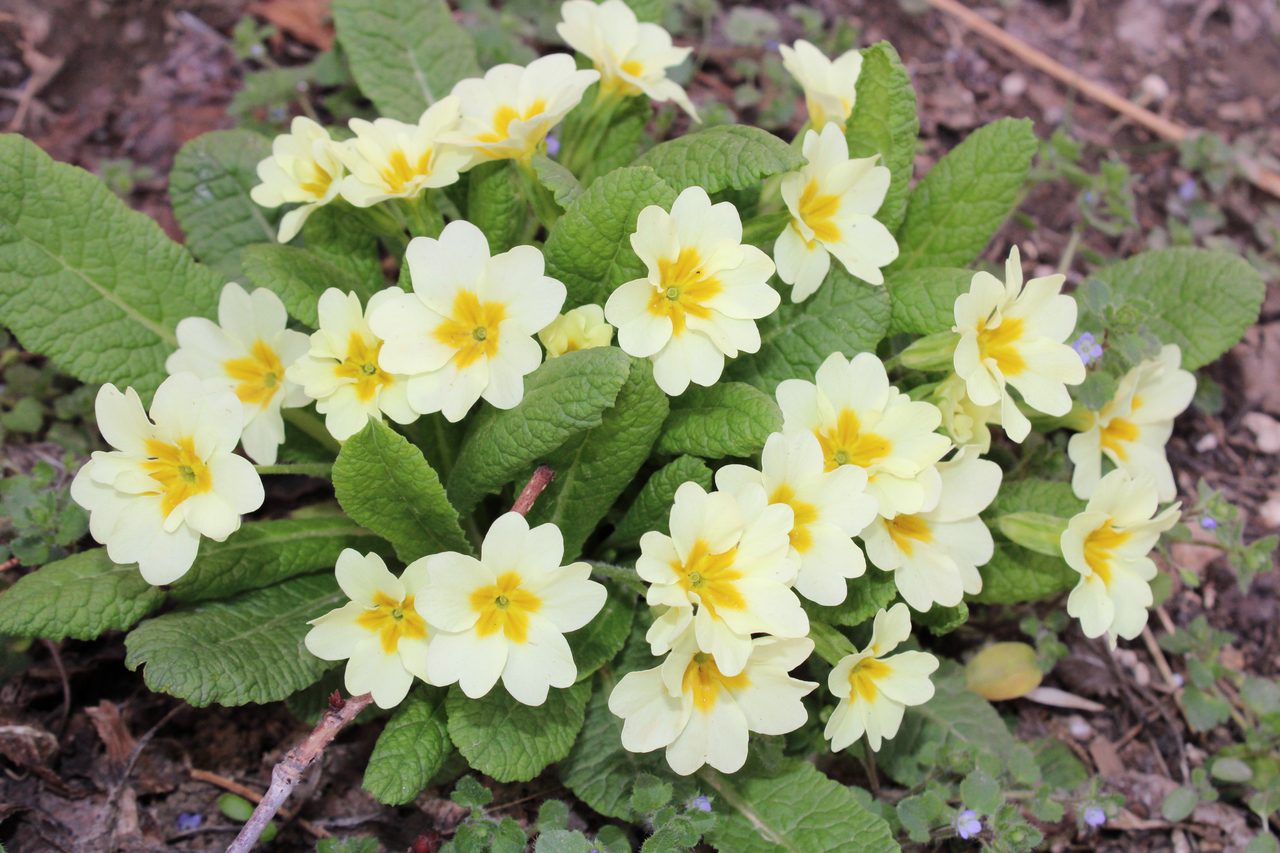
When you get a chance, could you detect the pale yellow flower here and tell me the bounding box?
[538,304,614,358]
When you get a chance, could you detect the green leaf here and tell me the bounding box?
[241,243,375,327]
[875,661,1015,787]
[170,516,392,602]
[0,548,163,641]
[844,41,918,235]
[333,418,473,562]
[960,770,1003,815]
[912,600,968,636]
[532,154,584,209]
[1162,785,1200,822]
[802,568,898,629]
[608,455,713,547]
[704,758,898,853]
[301,203,387,297]
[808,620,857,665]
[364,685,451,805]
[466,160,524,254]
[890,118,1038,271]
[544,167,676,310]
[538,799,570,832]
[318,838,379,853]
[0,133,222,402]
[655,382,781,459]
[331,0,481,123]
[975,479,1083,604]
[1090,248,1265,370]
[451,774,494,808]
[582,94,653,186]
[631,126,805,195]
[561,676,697,821]
[528,357,668,559]
[536,831,591,853]
[631,773,674,813]
[885,267,972,335]
[447,347,632,514]
[446,680,591,783]
[566,581,636,683]
[124,573,343,707]
[726,269,891,394]
[996,512,1068,557]
[169,130,279,277]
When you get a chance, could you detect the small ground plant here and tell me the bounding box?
[0,0,1274,851]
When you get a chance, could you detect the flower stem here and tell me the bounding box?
[512,465,556,516]
[283,408,342,455]
[253,463,333,479]
[586,561,648,597]
[515,159,563,231]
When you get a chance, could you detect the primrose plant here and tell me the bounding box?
[0,0,1272,850]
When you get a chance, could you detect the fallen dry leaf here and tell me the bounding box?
[86,701,137,767]
[1242,411,1280,453]
[0,723,58,766]
[1089,735,1126,778]
[249,0,334,49]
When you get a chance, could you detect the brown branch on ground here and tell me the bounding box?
[223,692,366,853]
[189,769,328,838]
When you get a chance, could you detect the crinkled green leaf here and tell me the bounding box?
[655,382,781,459]
[890,118,1038,271]
[302,203,387,297]
[704,758,898,853]
[170,516,391,602]
[544,167,676,310]
[169,130,279,277]
[331,0,481,123]
[623,0,667,23]
[467,160,524,254]
[532,154,584,209]
[124,573,342,707]
[446,680,590,783]
[334,418,472,562]
[364,685,451,805]
[886,267,972,335]
[448,347,633,514]
[566,581,636,683]
[802,567,898,629]
[241,243,376,327]
[1090,247,1265,370]
[845,41,918,235]
[529,357,668,559]
[0,133,222,402]
[727,269,891,394]
[560,644,697,819]
[912,600,968,635]
[631,125,804,194]
[0,548,163,641]
[875,661,1015,786]
[608,455,713,547]
[975,479,1082,603]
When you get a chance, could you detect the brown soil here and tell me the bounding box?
[1,0,1278,851]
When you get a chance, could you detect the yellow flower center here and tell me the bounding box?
[379,147,434,194]
[795,178,841,245]
[886,514,933,557]
[646,247,721,335]
[469,571,542,643]
[975,316,1027,377]
[1099,396,1142,461]
[433,291,507,368]
[334,333,392,402]
[681,651,751,711]
[1082,523,1130,586]
[814,410,893,473]
[141,436,213,518]
[476,99,549,147]
[769,484,819,553]
[673,539,745,619]
[224,339,286,408]
[296,159,336,198]
[848,656,891,702]
[355,591,429,653]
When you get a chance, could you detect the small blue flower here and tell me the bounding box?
[545,134,561,157]
[177,813,202,832]
[690,795,712,812]
[1072,333,1104,365]
[1084,191,1095,204]
[1179,177,1197,201]
[956,809,982,840]
[1200,516,1218,530]
[1084,806,1107,827]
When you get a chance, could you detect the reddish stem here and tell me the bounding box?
[512,465,556,516]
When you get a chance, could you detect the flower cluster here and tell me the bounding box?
[306,513,607,709]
